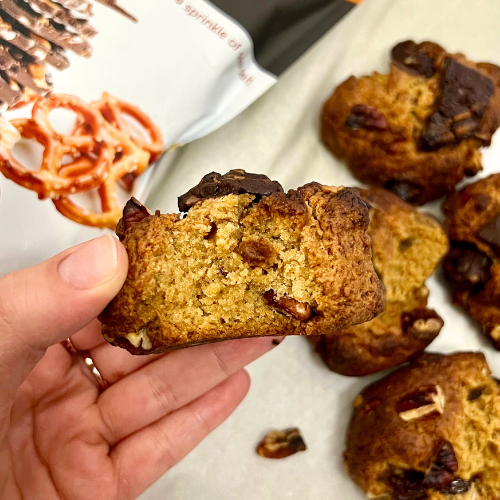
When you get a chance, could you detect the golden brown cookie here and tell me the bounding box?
[311,188,448,376]
[346,352,500,500]
[322,40,500,205]
[443,173,500,349]
[99,171,384,354]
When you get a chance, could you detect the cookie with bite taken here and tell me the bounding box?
[99,170,384,354]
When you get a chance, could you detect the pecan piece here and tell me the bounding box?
[264,290,312,322]
[115,197,152,241]
[401,309,444,340]
[345,104,388,131]
[397,385,445,421]
[256,428,306,459]
[422,441,458,489]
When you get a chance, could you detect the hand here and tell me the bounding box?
[0,235,281,500]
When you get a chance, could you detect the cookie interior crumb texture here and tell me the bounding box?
[346,353,500,500]
[311,188,449,376]
[322,40,500,204]
[99,176,384,354]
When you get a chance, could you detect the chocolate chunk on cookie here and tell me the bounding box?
[322,40,500,204]
[424,59,495,148]
[100,172,384,354]
[346,352,500,500]
[443,174,500,349]
[310,188,448,376]
[391,40,444,78]
[178,169,284,211]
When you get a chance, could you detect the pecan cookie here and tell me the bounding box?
[322,40,500,204]
[311,188,448,376]
[99,171,384,354]
[346,352,500,500]
[443,173,500,349]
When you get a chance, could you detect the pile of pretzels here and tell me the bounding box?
[0,93,164,229]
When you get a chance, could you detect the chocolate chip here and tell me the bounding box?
[345,104,388,131]
[441,478,471,494]
[422,464,454,489]
[239,238,275,268]
[401,309,444,340]
[391,471,427,500]
[443,246,492,290]
[391,40,437,78]
[204,222,217,240]
[385,180,422,204]
[423,59,494,149]
[468,387,483,401]
[115,197,151,240]
[264,290,312,322]
[477,213,500,250]
[256,428,306,459]
[178,169,284,212]
[399,238,413,251]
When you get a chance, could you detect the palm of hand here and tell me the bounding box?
[2,320,273,500]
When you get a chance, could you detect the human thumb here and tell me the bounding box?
[0,235,127,407]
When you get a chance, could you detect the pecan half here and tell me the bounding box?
[256,428,306,459]
[397,385,445,421]
[422,442,458,489]
[116,197,152,240]
[345,104,388,131]
[264,290,312,322]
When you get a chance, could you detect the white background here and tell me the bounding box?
[142,0,500,498]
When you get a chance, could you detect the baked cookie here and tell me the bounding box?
[346,352,500,500]
[322,40,500,204]
[443,174,500,349]
[99,170,384,354]
[311,188,448,376]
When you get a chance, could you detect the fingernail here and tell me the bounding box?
[58,235,119,290]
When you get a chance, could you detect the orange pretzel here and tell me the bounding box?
[32,94,109,152]
[0,118,112,199]
[92,92,165,162]
[53,124,150,229]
